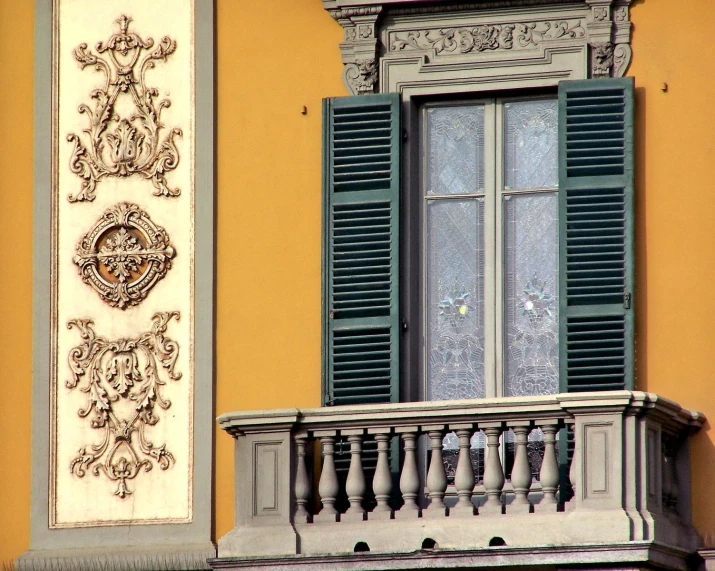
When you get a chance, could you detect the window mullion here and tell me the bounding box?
[483,101,498,399]
[493,100,505,398]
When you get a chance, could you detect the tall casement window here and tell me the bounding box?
[322,79,635,410]
[424,98,559,403]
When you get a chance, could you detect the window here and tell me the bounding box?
[422,97,560,403]
[322,79,635,409]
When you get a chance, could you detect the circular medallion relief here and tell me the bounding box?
[73,202,175,309]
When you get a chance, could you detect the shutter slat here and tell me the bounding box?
[323,93,400,408]
[559,78,635,397]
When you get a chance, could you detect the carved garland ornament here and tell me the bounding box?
[67,312,181,498]
[73,202,175,310]
[67,15,182,202]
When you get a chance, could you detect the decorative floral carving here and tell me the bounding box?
[514,20,585,47]
[358,25,373,39]
[73,202,175,309]
[67,312,181,498]
[614,6,628,22]
[343,59,378,95]
[391,25,515,53]
[593,6,609,21]
[591,42,614,77]
[390,20,584,54]
[67,15,182,202]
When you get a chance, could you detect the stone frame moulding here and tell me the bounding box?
[23,0,215,570]
[322,0,634,95]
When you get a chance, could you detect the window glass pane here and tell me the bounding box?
[504,193,559,396]
[427,106,485,195]
[504,100,558,190]
[426,199,485,400]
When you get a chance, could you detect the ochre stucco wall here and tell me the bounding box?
[629,0,715,541]
[214,0,346,542]
[0,0,35,566]
[2,0,715,565]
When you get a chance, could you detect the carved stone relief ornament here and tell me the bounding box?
[323,0,634,87]
[67,312,181,498]
[591,42,614,78]
[73,202,175,309]
[67,15,182,202]
[586,0,632,77]
[389,20,586,54]
[330,7,383,95]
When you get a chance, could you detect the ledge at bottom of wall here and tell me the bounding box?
[16,543,216,571]
[208,542,699,571]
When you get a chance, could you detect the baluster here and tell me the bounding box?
[316,432,339,521]
[343,431,366,521]
[397,429,421,516]
[662,434,680,522]
[371,431,393,519]
[452,426,476,515]
[508,424,533,512]
[538,421,560,510]
[566,421,577,511]
[425,427,448,517]
[294,432,311,522]
[481,423,505,514]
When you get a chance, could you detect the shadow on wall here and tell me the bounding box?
[634,85,647,393]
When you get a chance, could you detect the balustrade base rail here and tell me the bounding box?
[209,542,697,571]
[216,392,704,562]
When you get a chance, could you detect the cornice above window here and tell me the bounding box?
[323,0,634,95]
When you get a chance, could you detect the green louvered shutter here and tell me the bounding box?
[558,77,635,393]
[322,93,401,407]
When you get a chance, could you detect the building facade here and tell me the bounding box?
[1,0,715,570]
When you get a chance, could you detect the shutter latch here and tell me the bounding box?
[623,292,632,309]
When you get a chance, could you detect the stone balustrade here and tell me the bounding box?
[215,391,703,561]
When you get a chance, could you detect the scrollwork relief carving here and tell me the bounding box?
[344,59,378,95]
[67,15,182,202]
[73,202,175,309]
[391,25,514,53]
[390,20,584,54]
[515,20,586,46]
[613,43,632,78]
[67,312,181,498]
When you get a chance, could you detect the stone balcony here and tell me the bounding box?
[211,391,704,571]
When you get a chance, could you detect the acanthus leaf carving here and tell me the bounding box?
[67,312,182,498]
[515,19,586,47]
[390,20,584,54]
[73,202,175,309]
[67,15,182,202]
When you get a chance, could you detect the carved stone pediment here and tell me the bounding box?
[323,0,634,94]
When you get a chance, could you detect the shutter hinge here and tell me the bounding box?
[401,318,408,332]
[329,309,336,319]
[324,394,336,406]
[402,129,408,142]
[624,292,632,309]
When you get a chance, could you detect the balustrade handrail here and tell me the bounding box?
[218,390,703,436]
[216,390,705,559]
